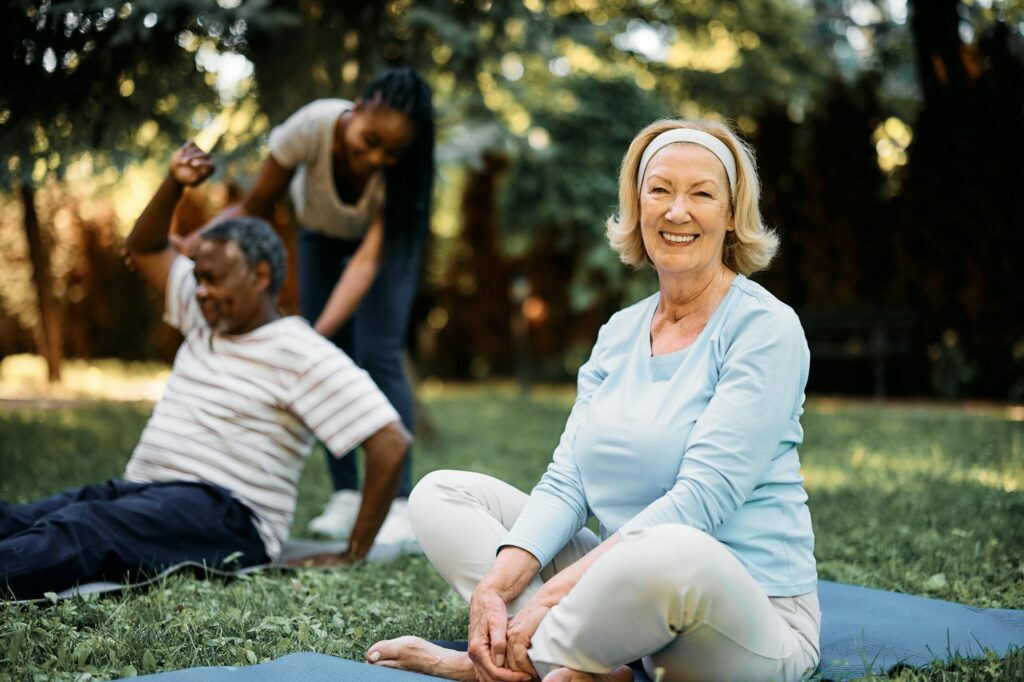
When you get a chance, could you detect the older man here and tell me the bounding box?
[0,143,410,600]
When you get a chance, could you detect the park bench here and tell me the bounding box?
[798,308,918,397]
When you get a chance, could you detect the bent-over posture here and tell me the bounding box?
[198,68,435,543]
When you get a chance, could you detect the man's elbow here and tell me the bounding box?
[240,195,272,219]
[125,230,167,256]
[124,230,143,254]
[365,421,412,467]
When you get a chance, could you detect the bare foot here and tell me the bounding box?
[366,636,476,682]
[542,665,634,682]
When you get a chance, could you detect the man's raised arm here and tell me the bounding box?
[126,142,213,297]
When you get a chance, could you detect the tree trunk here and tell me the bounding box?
[909,0,966,106]
[21,183,63,382]
[437,151,513,378]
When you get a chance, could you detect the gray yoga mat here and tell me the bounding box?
[6,538,421,605]
[126,580,1024,681]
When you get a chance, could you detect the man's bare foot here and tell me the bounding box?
[542,664,634,682]
[366,636,476,682]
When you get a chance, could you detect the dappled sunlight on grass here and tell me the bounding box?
[809,396,1024,421]
[419,377,576,404]
[800,465,856,491]
[0,354,170,403]
[961,465,1022,492]
[800,403,1023,496]
[802,442,1023,494]
[1,387,1022,679]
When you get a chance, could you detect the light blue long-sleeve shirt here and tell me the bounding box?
[504,275,817,596]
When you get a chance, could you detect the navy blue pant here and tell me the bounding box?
[299,229,421,497]
[0,479,268,600]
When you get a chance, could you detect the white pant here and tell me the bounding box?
[409,470,821,682]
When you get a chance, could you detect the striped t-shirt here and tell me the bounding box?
[124,256,400,559]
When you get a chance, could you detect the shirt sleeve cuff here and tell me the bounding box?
[498,536,550,569]
[501,490,586,569]
[162,255,193,331]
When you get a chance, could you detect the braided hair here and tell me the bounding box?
[361,68,435,257]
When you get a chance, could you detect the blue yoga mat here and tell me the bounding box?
[130,580,1024,681]
[6,539,420,606]
[130,653,435,681]
[817,580,1022,678]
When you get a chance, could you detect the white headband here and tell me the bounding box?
[636,128,737,198]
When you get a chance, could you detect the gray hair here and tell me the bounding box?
[200,217,287,294]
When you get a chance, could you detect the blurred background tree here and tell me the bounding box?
[0,0,290,378]
[1,0,1022,399]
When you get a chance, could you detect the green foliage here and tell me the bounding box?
[502,75,665,238]
[1,390,1022,680]
[498,75,667,311]
[597,0,826,114]
[0,0,839,383]
[0,0,290,188]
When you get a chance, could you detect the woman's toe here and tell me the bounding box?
[366,637,404,663]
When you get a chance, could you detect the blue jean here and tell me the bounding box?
[298,228,421,497]
[0,479,268,599]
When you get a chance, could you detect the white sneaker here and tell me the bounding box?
[375,497,420,551]
[308,489,362,539]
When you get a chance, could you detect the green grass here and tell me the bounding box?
[1,387,1022,680]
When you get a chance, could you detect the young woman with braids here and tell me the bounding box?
[201,68,435,542]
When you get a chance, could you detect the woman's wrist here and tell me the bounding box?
[534,570,574,606]
[475,576,518,604]
[476,546,541,603]
[313,317,335,338]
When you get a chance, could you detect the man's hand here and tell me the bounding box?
[169,142,215,188]
[283,551,360,569]
[125,141,215,296]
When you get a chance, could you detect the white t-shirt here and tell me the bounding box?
[124,256,400,559]
[267,98,385,239]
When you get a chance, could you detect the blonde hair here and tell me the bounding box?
[605,118,779,275]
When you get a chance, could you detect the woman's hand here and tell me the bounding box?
[508,534,625,677]
[504,597,550,678]
[504,570,577,677]
[468,587,530,682]
[169,142,214,188]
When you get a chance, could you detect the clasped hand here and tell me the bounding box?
[469,588,554,682]
[169,142,214,188]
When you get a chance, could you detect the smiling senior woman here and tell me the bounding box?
[367,119,820,682]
